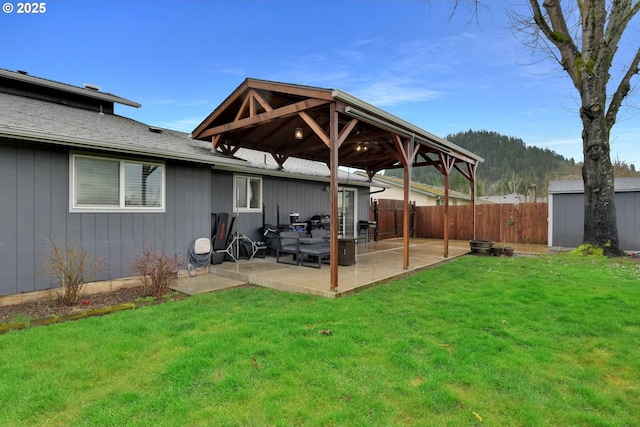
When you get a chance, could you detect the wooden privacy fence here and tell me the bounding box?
[372,199,548,245]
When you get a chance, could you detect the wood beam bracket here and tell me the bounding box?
[211,134,222,151]
[299,111,330,146]
[392,134,419,166]
[218,140,240,156]
[440,153,456,175]
[271,152,290,169]
[235,89,274,121]
[453,161,477,182]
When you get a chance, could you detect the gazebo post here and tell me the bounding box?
[402,137,415,269]
[440,154,455,258]
[329,103,339,291]
[443,168,450,258]
[470,164,477,240]
[394,134,418,270]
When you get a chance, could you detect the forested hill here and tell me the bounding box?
[383,129,637,197]
[446,129,578,195]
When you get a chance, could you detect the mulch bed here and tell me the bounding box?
[0,286,188,331]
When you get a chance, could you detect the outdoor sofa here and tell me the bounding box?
[276,230,330,268]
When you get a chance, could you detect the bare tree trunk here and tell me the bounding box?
[580,106,619,255]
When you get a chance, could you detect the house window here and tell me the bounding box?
[71,154,165,212]
[436,199,457,206]
[234,175,262,212]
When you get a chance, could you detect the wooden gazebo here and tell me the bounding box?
[192,78,484,291]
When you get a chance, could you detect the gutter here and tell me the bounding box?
[211,162,374,187]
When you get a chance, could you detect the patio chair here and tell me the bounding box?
[299,229,330,268]
[298,237,330,268]
[276,231,303,266]
[276,230,331,268]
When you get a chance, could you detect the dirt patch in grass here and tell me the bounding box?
[0,286,187,326]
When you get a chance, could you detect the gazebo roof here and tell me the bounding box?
[191,78,483,178]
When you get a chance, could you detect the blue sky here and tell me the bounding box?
[2,0,639,167]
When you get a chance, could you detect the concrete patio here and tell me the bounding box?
[173,238,549,298]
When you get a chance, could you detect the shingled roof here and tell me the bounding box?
[0,90,248,166]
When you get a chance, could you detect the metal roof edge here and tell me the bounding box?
[0,68,141,108]
[549,177,640,194]
[246,78,334,96]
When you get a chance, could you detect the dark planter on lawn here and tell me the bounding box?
[469,240,494,255]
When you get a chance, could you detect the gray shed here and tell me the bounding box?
[548,178,640,251]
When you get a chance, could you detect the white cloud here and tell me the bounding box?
[215,66,247,77]
[160,116,203,132]
[352,80,443,106]
[145,98,211,108]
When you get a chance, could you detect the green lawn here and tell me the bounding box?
[1,253,639,426]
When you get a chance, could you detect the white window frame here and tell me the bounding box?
[233,174,262,212]
[70,153,166,213]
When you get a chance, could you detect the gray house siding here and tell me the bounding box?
[549,179,640,251]
[210,171,371,242]
[0,138,211,296]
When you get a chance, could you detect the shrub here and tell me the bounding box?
[44,238,104,306]
[132,246,178,298]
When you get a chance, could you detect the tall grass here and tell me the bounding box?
[1,253,639,426]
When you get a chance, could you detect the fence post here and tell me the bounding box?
[393,208,397,237]
[373,200,379,242]
[410,201,416,237]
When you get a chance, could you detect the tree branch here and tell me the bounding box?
[530,0,582,88]
[596,1,640,78]
[606,45,640,130]
[603,1,640,50]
